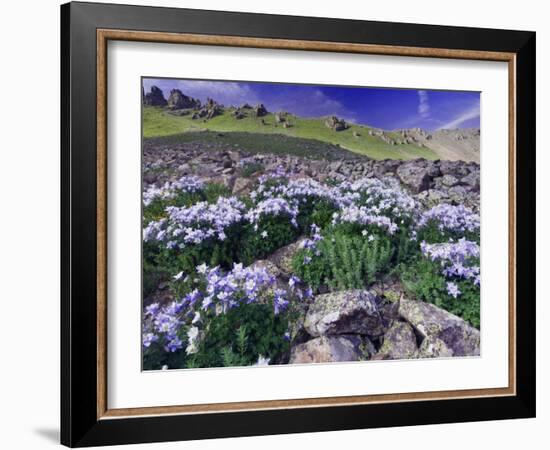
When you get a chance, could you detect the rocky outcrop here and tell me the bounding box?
[399,298,480,357]
[167,89,200,110]
[289,335,374,364]
[142,145,480,212]
[142,143,480,211]
[377,321,418,360]
[254,104,268,117]
[304,290,385,337]
[193,98,223,120]
[325,115,349,132]
[143,86,167,107]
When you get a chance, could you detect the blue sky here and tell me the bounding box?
[143,78,480,131]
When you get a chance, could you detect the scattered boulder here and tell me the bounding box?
[304,290,385,337]
[143,85,167,107]
[289,335,374,364]
[377,321,418,360]
[275,112,287,123]
[325,115,349,132]
[232,176,256,195]
[399,298,480,357]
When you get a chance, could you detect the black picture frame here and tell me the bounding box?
[61,1,536,447]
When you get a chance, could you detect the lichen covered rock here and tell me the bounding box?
[399,298,480,357]
[304,290,385,337]
[378,321,418,360]
[289,335,374,364]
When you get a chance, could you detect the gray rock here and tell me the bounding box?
[448,185,469,204]
[324,115,349,132]
[461,171,480,191]
[166,89,200,110]
[267,237,306,274]
[396,160,438,193]
[305,290,385,337]
[378,321,418,360]
[399,298,480,357]
[254,103,268,117]
[440,174,459,187]
[416,189,448,208]
[289,335,374,364]
[143,86,167,107]
[232,177,256,195]
[416,336,454,358]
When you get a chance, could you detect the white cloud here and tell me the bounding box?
[437,102,480,130]
[143,79,356,121]
[268,88,355,121]
[417,90,430,118]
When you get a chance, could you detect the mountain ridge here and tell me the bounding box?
[142,86,480,162]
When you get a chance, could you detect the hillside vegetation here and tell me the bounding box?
[143,106,440,161]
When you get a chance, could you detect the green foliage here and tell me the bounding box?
[292,229,393,291]
[240,162,264,177]
[238,217,300,265]
[220,326,249,367]
[296,198,337,231]
[203,182,232,203]
[142,325,190,371]
[142,106,440,160]
[400,257,480,329]
[417,222,480,244]
[186,303,289,368]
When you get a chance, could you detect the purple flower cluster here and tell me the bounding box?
[252,177,343,207]
[142,300,185,353]
[142,176,204,206]
[332,205,399,234]
[299,224,323,264]
[143,263,311,355]
[245,197,299,228]
[143,196,246,249]
[339,177,418,218]
[421,238,481,295]
[418,204,480,234]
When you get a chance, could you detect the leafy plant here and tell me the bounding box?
[187,303,289,368]
[292,229,393,291]
[400,257,480,328]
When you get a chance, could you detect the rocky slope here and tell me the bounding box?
[143,142,480,212]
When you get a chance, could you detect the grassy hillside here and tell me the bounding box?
[143,106,439,160]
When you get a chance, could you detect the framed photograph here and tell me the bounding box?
[61,1,536,447]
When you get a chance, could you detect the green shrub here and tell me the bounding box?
[292,229,393,291]
[400,258,480,328]
[186,303,290,368]
[239,217,300,265]
[417,222,479,244]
